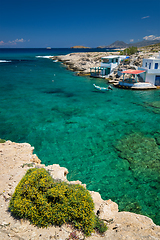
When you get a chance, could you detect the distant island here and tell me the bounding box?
[71,46,91,49]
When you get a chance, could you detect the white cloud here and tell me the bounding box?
[15,38,26,43]
[143,35,155,40]
[130,39,134,42]
[0,38,27,45]
[143,35,160,40]
[8,40,16,44]
[141,16,150,19]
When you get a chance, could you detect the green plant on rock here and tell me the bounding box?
[94,216,108,235]
[21,163,34,168]
[0,138,6,143]
[9,168,107,236]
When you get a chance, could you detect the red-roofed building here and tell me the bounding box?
[115,68,156,90]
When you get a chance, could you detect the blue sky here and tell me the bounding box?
[0,0,160,48]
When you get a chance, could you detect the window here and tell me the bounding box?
[149,63,151,69]
[103,59,109,63]
[145,62,147,67]
[155,63,158,69]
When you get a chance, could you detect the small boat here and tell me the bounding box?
[93,84,112,91]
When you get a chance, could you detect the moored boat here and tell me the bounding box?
[93,84,112,91]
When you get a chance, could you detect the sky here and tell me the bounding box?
[0,0,160,48]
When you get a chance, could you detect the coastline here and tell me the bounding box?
[51,52,119,76]
[51,50,159,85]
[0,140,160,239]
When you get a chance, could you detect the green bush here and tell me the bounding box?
[9,168,107,236]
[0,138,6,143]
[94,216,108,234]
[120,46,138,55]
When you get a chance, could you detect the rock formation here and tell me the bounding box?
[51,52,119,76]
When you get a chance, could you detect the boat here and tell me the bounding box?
[93,84,112,91]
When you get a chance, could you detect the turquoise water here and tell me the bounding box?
[0,48,160,225]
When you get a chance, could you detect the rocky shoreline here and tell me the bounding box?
[52,52,116,76]
[52,49,160,84]
[0,140,160,240]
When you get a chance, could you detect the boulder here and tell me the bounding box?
[98,199,119,221]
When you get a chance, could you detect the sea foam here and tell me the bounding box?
[0,60,11,63]
[36,56,53,59]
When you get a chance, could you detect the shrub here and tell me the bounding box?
[94,216,108,234]
[0,138,6,143]
[120,46,138,55]
[9,168,107,236]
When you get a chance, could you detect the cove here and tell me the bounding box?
[0,48,160,225]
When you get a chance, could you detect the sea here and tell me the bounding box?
[0,48,160,225]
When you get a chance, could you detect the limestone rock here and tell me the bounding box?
[90,191,104,214]
[99,199,119,221]
[45,164,68,181]
[69,180,86,188]
[31,154,41,164]
[52,52,119,75]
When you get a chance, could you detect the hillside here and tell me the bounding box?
[99,39,160,49]
[106,40,128,48]
[128,39,160,48]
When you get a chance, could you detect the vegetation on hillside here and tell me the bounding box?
[9,168,107,236]
[120,46,138,55]
[139,42,160,52]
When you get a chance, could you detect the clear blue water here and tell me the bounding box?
[0,48,160,225]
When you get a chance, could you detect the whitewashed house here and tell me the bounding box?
[138,51,160,86]
[90,55,128,77]
[101,55,128,75]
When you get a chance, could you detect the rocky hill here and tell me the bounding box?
[99,39,160,49]
[105,41,128,48]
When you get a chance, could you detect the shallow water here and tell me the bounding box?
[0,48,160,225]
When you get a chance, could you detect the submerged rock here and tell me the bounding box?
[115,133,160,223]
[116,133,160,182]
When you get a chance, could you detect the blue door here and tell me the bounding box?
[155,75,160,86]
[105,68,110,75]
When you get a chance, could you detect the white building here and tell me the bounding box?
[101,55,128,75]
[138,51,160,86]
[90,55,128,77]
